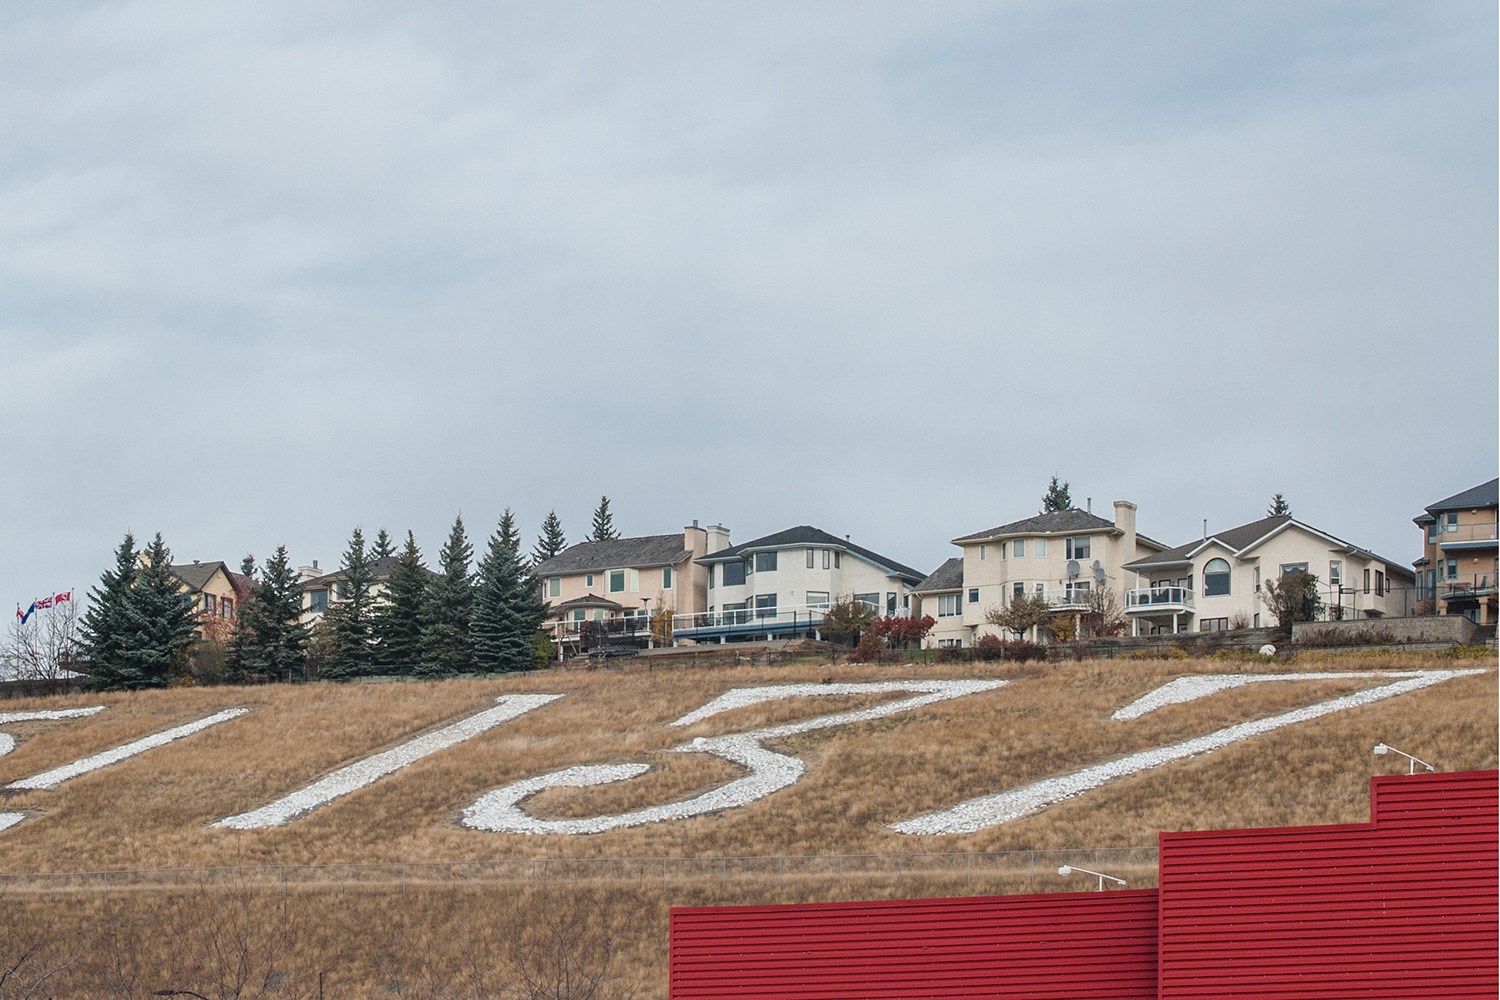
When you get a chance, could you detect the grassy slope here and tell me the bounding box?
[0,651,1492,998]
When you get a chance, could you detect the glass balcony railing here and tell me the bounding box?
[1124,587,1195,611]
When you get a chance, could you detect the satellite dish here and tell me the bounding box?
[1092,560,1102,571]
[1066,559,1081,578]
[1094,566,1106,582]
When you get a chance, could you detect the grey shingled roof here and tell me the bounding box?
[170,562,230,592]
[302,555,409,589]
[695,525,926,584]
[552,594,624,612]
[532,535,692,577]
[1123,515,1415,582]
[952,509,1121,543]
[1418,478,1498,519]
[914,557,963,594]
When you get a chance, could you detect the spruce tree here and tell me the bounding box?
[420,514,475,677]
[114,532,198,689]
[1266,494,1292,518]
[590,496,620,541]
[323,527,376,680]
[80,532,139,690]
[229,545,309,683]
[473,514,549,673]
[240,553,257,578]
[371,528,395,560]
[373,531,429,672]
[498,508,522,560]
[1042,476,1072,513]
[531,511,567,566]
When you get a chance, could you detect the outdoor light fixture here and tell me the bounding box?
[1057,865,1126,891]
[1373,743,1435,775]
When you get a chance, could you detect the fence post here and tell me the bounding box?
[967,853,972,885]
[49,873,53,903]
[280,866,284,896]
[609,859,613,885]
[1029,851,1034,889]
[721,858,726,890]
[897,855,902,888]
[839,855,843,889]
[531,860,535,888]
[402,865,406,895]
[778,857,783,890]
[340,865,344,896]
[662,859,667,889]
[217,867,221,896]
[466,862,471,888]
[102,872,107,901]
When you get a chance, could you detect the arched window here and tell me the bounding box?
[1203,558,1231,596]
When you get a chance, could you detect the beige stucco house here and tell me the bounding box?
[298,556,409,624]
[169,561,252,643]
[921,501,1167,647]
[1122,514,1416,633]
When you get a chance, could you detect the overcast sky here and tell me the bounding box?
[2,1,1495,606]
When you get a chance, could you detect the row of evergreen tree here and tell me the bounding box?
[79,497,627,690]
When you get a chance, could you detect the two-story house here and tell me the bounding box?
[1122,514,1415,633]
[298,556,410,623]
[534,522,726,646]
[169,560,253,643]
[923,501,1167,646]
[685,526,926,643]
[1412,478,1498,623]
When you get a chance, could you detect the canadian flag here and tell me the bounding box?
[54,592,71,603]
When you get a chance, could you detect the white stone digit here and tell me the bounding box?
[0,707,108,759]
[891,669,1485,835]
[7,708,250,791]
[462,679,1006,834]
[214,693,563,829]
[1110,671,1420,720]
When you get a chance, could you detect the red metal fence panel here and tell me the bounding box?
[1157,770,1498,999]
[669,890,1159,999]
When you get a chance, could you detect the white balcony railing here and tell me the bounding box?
[1435,523,1499,548]
[544,601,910,648]
[1124,587,1195,612]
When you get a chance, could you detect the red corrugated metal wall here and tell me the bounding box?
[669,890,1159,999]
[1157,769,1498,998]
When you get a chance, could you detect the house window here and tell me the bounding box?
[593,609,605,620]
[1034,582,1046,598]
[1363,568,1371,594]
[585,573,594,588]
[1253,613,1260,627]
[1254,567,1261,592]
[968,587,979,604]
[662,566,673,590]
[221,598,233,618]
[1066,537,1090,560]
[1446,559,1458,579]
[902,594,910,609]
[708,565,715,589]
[203,594,216,615]
[937,638,963,648]
[1199,618,1229,632]
[1033,538,1046,557]
[754,594,778,618]
[629,569,640,592]
[723,601,748,624]
[979,544,986,560]
[609,571,625,593]
[886,593,897,615]
[854,592,880,612]
[1013,539,1025,558]
[1328,561,1342,586]
[1427,523,1437,543]
[1375,570,1385,595]
[335,582,348,600]
[1203,558,1231,597]
[308,590,328,612]
[936,593,961,617]
[756,551,778,573]
[834,551,841,568]
[573,609,585,622]
[805,548,814,568]
[1065,580,1091,601]
[1446,512,1459,533]
[806,591,830,608]
[1013,582,1025,600]
[722,561,746,587]
[1279,563,1308,577]
[822,549,831,569]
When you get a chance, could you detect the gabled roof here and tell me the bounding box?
[552,594,624,612]
[170,561,231,593]
[1123,515,1416,582]
[1417,478,1498,521]
[695,525,926,584]
[532,534,692,577]
[953,509,1118,543]
[302,555,413,589]
[914,557,963,594]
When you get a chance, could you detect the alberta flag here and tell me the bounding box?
[16,602,36,624]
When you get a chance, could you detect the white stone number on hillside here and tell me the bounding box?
[460,679,1007,835]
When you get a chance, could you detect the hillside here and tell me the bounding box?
[0,650,1493,873]
[0,650,1492,999]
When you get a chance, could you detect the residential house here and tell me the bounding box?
[1122,514,1415,634]
[299,556,413,623]
[1412,478,1498,623]
[930,501,1167,647]
[911,558,964,646]
[534,522,726,648]
[685,526,926,643]
[170,561,253,643]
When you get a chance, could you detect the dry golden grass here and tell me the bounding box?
[0,651,1492,874]
[0,649,1493,998]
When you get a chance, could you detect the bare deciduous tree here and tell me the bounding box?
[984,592,1053,640]
[0,897,87,1000]
[164,879,307,1000]
[3,600,82,694]
[507,887,635,1000]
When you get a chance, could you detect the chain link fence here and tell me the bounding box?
[0,848,1158,901]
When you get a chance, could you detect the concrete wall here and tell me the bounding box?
[1292,614,1479,647]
